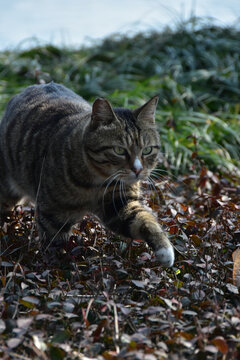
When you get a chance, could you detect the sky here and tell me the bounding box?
[0,0,239,50]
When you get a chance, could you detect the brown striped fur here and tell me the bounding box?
[0,82,174,266]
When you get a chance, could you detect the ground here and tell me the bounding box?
[0,168,240,360]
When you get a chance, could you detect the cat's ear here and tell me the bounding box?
[91,98,116,127]
[133,96,159,125]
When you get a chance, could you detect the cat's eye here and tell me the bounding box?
[142,146,152,155]
[114,146,126,155]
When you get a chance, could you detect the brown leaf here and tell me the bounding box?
[180,203,188,212]
[211,336,228,354]
[169,225,179,234]
[82,308,90,328]
[200,166,207,178]
[93,319,107,341]
[174,331,194,340]
[103,351,118,360]
[190,234,202,246]
[1,276,6,287]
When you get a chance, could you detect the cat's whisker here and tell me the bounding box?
[112,178,120,215]
[147,176,161,205]
[149,177,158,194]
[119,179,125,208]
[151,179,170,201]
[147,176,155,192]
[101,170,122,187]
[152,168,184,183]
[123,179,128,204]
[150,172,178,195]
[152,167,169,174]
[151,169,167,179]
[102,175,118,202]
[123,179,129,205]
[120,179,127,206]
[152,169,188,195]
[146,179,154,198]
[151,171,168,183]
[102,172,121,213]
[150,172,165,182]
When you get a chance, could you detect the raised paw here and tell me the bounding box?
[155,245,175,267]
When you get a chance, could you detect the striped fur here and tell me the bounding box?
[0,82,174,266]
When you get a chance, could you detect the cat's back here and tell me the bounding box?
[0,83,91,195]
[0,82,91,130]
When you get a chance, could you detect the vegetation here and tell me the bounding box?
[1,18,240,173]
[0,18,240,359]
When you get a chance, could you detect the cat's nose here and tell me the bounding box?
[132,158,143,177]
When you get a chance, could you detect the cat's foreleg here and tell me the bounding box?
[126,202,174,266]
[100,200,174,267]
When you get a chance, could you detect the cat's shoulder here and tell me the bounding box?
[19,81,84,101]
[5,82,90,114]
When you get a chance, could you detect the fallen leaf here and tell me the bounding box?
[33,335,47,351]
[182,310,198,316]
[211,336,228,354]
[205,345,218,354]
[0,320,6,334]
[226,283,239,294]
[180,203,188,212]
[132,280,145,288]
[21,296,40,305]
[17,317,33,329]
[7,338,22,349]
[93,319,107,341]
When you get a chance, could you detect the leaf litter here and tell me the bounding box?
[0,168,240,359]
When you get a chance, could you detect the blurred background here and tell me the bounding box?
[0,0,240,174]
[0,0,239,50]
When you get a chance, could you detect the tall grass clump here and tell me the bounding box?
[0,18,240,174]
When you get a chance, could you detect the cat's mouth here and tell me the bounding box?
[123,170,148,184]
[102,169,149,189]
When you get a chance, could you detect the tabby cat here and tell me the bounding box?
[0,82,174,266]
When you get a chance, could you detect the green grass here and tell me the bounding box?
[0,18,240,174]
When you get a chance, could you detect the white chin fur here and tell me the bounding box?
[155,246,175,267]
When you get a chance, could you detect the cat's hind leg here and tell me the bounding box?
[0,180,22,220]
[36,206,75,262]
[0,151,21,216]
[36,208,76,265]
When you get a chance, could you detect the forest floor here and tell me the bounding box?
[0,168,240,360]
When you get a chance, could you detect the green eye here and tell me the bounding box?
[142,146,152,155]
[114,146,126,155]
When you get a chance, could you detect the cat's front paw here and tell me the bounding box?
[155,245,175,267]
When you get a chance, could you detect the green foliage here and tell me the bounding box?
[0,18,240,173]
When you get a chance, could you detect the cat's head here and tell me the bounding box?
[85,96,160,184]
